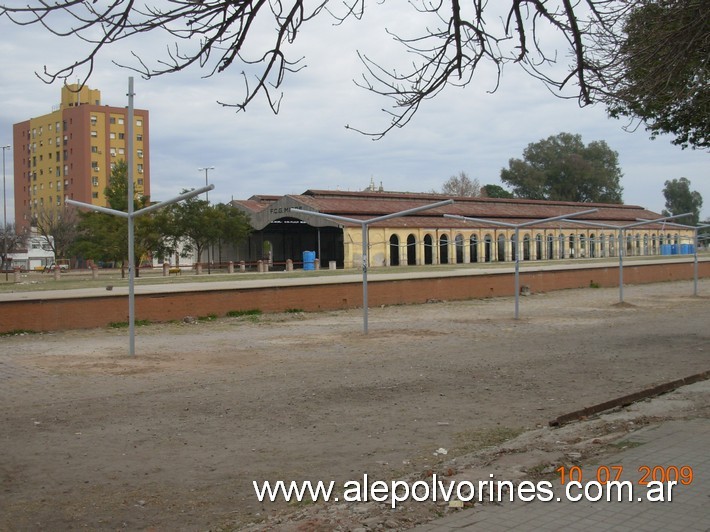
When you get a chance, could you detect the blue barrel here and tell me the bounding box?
[661,244,672,255]
[302,250,316,270]
[680,244,692,254]
[671,244,679,255]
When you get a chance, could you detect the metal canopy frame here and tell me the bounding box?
[634,218,710,296]
[444,209,598,319]
[560,213,692,303]
[291,199,454,333]
[67,78,214,356]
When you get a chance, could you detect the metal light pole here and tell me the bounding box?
[1,144,10,280]
[199,167,214,203]
[198,166,214,272]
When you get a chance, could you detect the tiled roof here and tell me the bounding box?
[232,189,668,229]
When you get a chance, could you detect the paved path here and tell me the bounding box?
[412,419,710,531]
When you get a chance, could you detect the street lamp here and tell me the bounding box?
[2,144,10,280]
[199,166,214,203]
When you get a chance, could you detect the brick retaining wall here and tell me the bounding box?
[1,261,708,333]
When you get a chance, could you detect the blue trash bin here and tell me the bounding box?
[302,250,316,271]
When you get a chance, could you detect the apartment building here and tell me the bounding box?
[12,84,150,230]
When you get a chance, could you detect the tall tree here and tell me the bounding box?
[72,161,159,277]
[662,177,703,226]
[438,172,482,197]
[500,133,624,203]
[4,2,702,142]
[599,0,709,149]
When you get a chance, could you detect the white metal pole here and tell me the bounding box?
[1,145,9,280]
[127,78,136,356]
[362,224,369,334]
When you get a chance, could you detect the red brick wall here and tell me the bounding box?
[1,261,708,333]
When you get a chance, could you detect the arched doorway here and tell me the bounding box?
[455,234,464,264]
[389,234,400,266]
[407,234,417,265]
[497,234,506,262]
[470,235,479,263]
[424,234,433,265]
[439,234,449,264]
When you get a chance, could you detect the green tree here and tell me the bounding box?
[601,0,709,149]
[662,177,703,226]
[72,161,160,277]
[500,133,624,204]
[481,184,513,199]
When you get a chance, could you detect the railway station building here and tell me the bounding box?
[230,189,695,269]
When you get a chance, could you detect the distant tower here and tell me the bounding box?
[12,84,150,230]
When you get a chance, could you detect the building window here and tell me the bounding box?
[91,146,98,153]
[110,117,116,124]
[136,134,143,141]
[92,176,99,186]
[90,116,97,125]
[137,149,143,158]
[137,178,144,186]
[110,148,117,157]
[118,148,125,155]
[137,164,143,174]
[118,132,125,140]
[91,130,98,137]
[110,132,116,140]
[136,119,142,127]
[118,117,124,125]
[92,192,99,199]
[91,161,99,171]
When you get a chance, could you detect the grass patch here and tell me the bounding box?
[284,308,304,313]
[226,309,263,318]
[589,280,601,288]
[108,319,151,329]
[0,328,37,337]
[197,314,218,322]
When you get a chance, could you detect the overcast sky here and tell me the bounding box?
[1,4,707,225]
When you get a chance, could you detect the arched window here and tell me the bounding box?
[643,234,649,255]
[439,234,449,264]
[599,234,606,257]
[484,235,492,262]
[407,234,417,265]
[455,234,464,264]
[389,234,400,266]
[609,233,616,257]
[569,234,576,258]
[558,234,565,259]
[470,234,479,263]
[546,234,554,260]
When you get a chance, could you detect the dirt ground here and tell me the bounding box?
[1,279,709,531]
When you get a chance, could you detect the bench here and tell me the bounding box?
[169,267,182,275]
